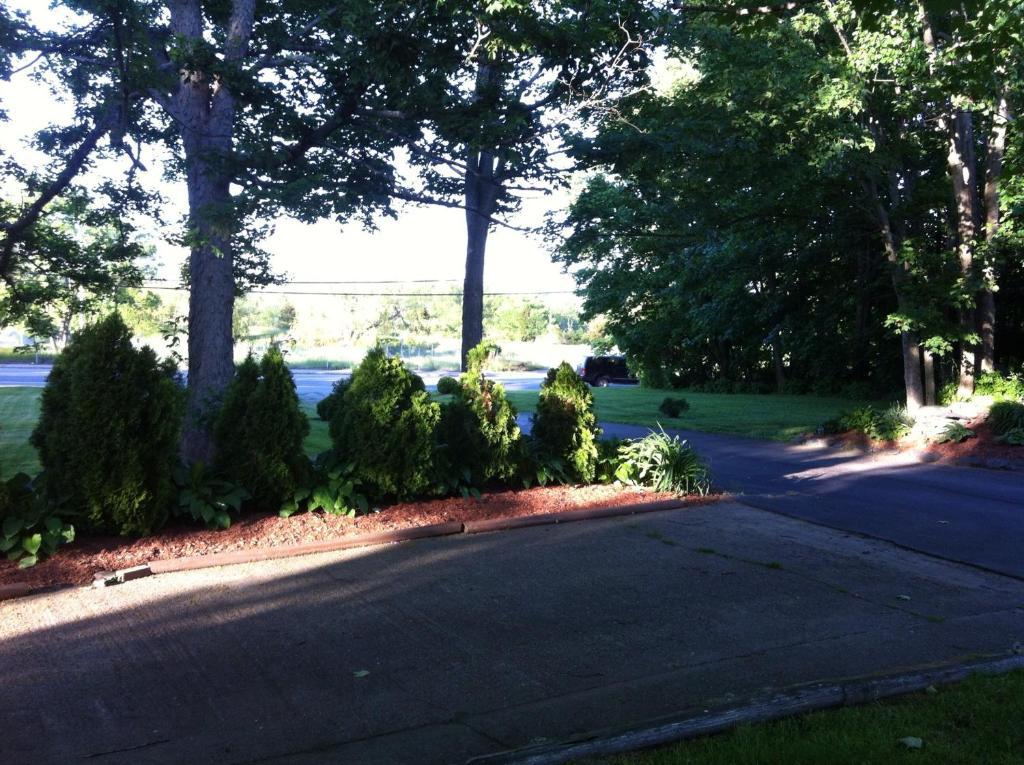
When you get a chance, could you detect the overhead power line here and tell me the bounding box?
[144,277,464,285]
[138,285,575,297]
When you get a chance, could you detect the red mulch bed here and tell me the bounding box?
[919,420,1024,466]
[0,484,684,590]
[811,420,1023,466]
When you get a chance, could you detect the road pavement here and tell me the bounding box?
[3,502,1022,764]
[0,363,548,399]
[516,416,1024,580]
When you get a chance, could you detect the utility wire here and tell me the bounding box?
[143,277,464,284]
[138,285,575,296]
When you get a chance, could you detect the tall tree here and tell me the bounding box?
[401,0,653,367]
[2,0,453,461]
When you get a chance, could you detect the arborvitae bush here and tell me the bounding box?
[316,377,350,421]
[436,344,521,487]
[328,348,440,499]
[214,347,310,512]
[531,362,601,482]
[30,314,183,536]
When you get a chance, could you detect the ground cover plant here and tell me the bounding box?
[988,401,1024,438]
[606,670,1024,765]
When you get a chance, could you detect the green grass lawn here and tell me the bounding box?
[0,388,332,477]
[0,387,42,475]
[1,384,873,476]
[604,670,1024,765]
[506,387,873,442]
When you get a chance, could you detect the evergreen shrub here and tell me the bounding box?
[30,314,182,536]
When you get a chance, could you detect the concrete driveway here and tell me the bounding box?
[2,502,1022,764]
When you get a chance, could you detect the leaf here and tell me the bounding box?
[18,554,38,568]
[899,736,923,750]
[44,515,63,534]
[22,533,42,556]
[3,516,24,539]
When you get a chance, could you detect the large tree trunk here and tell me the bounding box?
[979,93,1011,373]
[169,0,254,463]
[460,58,504,370]
[947,110,982,396]
[461,151,496,369]
[181,170,237,464]
[923,349,936,406]
[868,181,925,411]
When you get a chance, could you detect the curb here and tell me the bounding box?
[148,520,466,574]
[0,583,32,602]
[1,497,704,599]
[467,653,1024,765]
[463,499,686,534]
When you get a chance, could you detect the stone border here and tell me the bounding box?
[467,653,1024,765]
[2,497,697,600]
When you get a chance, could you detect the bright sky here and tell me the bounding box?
[0,2,580,299]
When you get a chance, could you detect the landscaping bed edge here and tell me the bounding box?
[2,495,707,600]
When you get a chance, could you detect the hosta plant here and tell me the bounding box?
[934,422,976,445]
[0,473,75,568]
[174,463,250,530]
[280,451,369,518]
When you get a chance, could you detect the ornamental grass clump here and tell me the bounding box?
[30,314,183,536]
[531,361,601,483]
[213,347,310,512]
[615,428,711,496]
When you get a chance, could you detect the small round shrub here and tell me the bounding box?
[531,362,601,482]
[988,400,1024,436]
[436,376,460,395]
[658,396,689,418]
[329,348,441,499]
[30,314,183,536]
[213,347,310,512]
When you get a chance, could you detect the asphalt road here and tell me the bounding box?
[4,502,1023,764]
[0,363,547,400]
[4,363,1022,578]
[584,420,1024,580]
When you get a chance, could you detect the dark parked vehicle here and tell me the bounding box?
[576,355,638,387]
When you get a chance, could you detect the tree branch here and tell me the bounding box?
[0,106,119,279]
